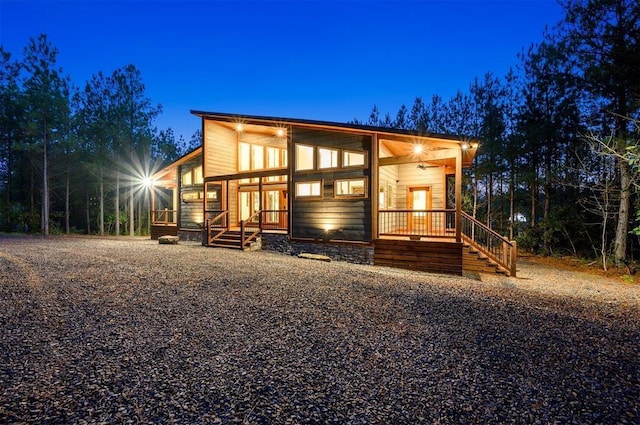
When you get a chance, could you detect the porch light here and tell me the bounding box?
[235,123,244,132]
[413,144,423,154]
[141,176,154,188]
[275,128,285,138]
[461,142,470,150]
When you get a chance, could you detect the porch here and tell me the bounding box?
[203,208,516,276]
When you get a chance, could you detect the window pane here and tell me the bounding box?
[296,181,321,197]
[181,170,192,186]
[267,147,279,168]
[252,145,264,169]
[335,179,366,197]
[193,166,203,184]
[318,147,338,169]
[296,145,314,171]
[343,151,365,167]
[239,142,251,171]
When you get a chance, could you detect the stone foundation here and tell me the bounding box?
[261,233,374,265]
[178,229,205,243]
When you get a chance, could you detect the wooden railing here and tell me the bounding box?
[240,210,261,249]
[152,209,177,225]
[379,209,456,238]
[205,210,229,245]
[261,209,288,231]
[461,212,517,276]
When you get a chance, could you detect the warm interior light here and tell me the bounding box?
[413,144,423,154]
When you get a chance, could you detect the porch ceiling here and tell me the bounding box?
[380,138,477,168]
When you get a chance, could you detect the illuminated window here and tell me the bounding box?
[193,165,203,184]
[181,170,192,186]
[343,150,365,167]
[295,181,322,198]
[335,178,367,198]
[296,144,314,171]
[252,144,264,170]
[318,147,339,169]
[239,142,251,171]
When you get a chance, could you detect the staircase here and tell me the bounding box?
[461,212,517,277]
[208,230,261,250]
[463,244,510,275]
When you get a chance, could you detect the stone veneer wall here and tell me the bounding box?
[178,229,205,243]
[261,233,374,265]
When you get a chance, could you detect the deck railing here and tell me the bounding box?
[152,208,177,225]
[378,209,456,238]
[205,210,229,245]
[261,209,288,231]
[461,212,517,276]
[240,210,261,248]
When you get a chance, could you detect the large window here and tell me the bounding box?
[318,147,339,169]
[335,178,367,198]
[295,181,322,198]
[296,144,314,171]
[343,151,366,167]
[181,165,203,186]
[295,144,366,172]
[239,142,286,173]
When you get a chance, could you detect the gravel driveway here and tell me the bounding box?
[1,236,638,424]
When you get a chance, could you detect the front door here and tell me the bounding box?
[238,190,259,223]
[408,186,432,234]
[263,189,287,227]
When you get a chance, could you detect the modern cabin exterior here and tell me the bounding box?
[151,111,516,276]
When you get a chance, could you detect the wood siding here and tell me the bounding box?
[290,127,372,242]
[374,239,463,275]
[204,120,236,177]
[151,224,178,240]
[396,164,446,209]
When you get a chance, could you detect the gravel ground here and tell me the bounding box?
[0,235,638,424]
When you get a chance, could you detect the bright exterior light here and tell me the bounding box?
[324,224,332,232]
[276,128,285,138]
[141,177,153,188]
[461,142,470,150]
[235,123,244,132]
[413,144,423,154]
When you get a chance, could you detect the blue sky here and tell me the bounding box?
[1,0,564,141]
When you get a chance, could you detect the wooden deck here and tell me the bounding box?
[373,239,463,275]
[150,224,178,240]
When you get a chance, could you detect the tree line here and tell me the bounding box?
[353,0,639,268]
[0,34,200,237]
[1,0,639,268]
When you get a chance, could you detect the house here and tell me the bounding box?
[151,111,516,276]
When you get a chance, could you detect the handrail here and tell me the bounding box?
[206,210,229,245]
[152,208,177,225]
[240,210,261,249]
[261,209,288,231]
[461,212,517,276]
[379,209,455,238]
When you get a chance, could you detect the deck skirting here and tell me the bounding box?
[374,239,463,275]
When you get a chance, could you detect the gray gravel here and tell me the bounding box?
[1,235,638,424]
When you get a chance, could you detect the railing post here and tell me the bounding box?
[164,208,168,225]
[510,241,517,277]
[240,219,245,249]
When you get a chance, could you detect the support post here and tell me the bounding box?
[455,144,462,243]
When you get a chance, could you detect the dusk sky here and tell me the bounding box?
[1,0,564,141]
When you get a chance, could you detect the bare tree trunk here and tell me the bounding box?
[129,189,134,236]
[41,122,49,236]
[65,168,70,234]
[115,171,120,236]
[85,190,91,235]
[614,159,630,265]
[99,169,104,236]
